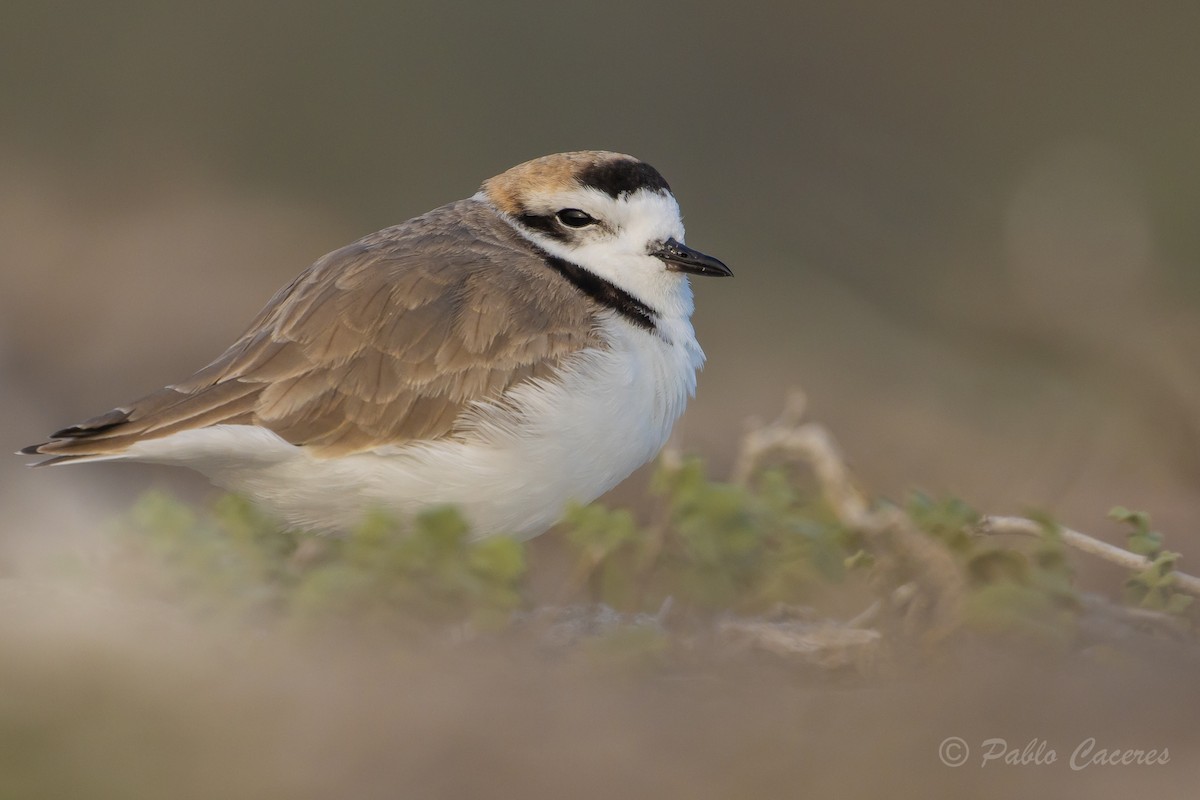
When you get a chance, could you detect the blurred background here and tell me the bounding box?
[2,2,1199,796]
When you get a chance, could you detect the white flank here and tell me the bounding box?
[123,312,704,538]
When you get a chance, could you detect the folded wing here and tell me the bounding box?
[23,200,603,464]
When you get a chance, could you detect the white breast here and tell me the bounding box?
[124,314,704,538]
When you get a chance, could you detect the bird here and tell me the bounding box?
[21,151,731,538]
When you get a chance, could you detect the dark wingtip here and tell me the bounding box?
[47,408,130,440]
[20,407,134,463]
[49,426,83,439]
[17,444,68,467]
[27,454,78,468]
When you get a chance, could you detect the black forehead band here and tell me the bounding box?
[577,160,671,198]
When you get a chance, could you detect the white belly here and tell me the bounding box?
[125,318,703,538]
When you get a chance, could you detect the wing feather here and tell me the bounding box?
[24,199,604,463]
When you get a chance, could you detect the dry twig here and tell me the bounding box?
[731,389,1200,648]
[975,515,1200,597]
[733,391,966,640]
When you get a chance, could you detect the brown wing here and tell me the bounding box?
[23,200,604,463]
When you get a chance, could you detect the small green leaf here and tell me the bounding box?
[1165,592,1194,615]
[843,549,875,570]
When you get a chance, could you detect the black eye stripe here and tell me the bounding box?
[556,208,596,228]
[515,212,570,242]
[514,208,598,240]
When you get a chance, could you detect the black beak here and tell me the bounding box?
[652,238,733,277]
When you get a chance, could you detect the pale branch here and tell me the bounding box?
[733,391,966,639]
[733,390,1200,612]
[975,515,1200,597]
[732,390,871,527]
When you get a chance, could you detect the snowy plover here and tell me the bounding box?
[22,151,731,537]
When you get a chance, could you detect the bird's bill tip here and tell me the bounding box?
[653,238,732,277]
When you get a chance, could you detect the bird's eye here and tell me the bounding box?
[555,208,596,228]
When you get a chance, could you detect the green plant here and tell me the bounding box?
[1111,506,1194,615]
